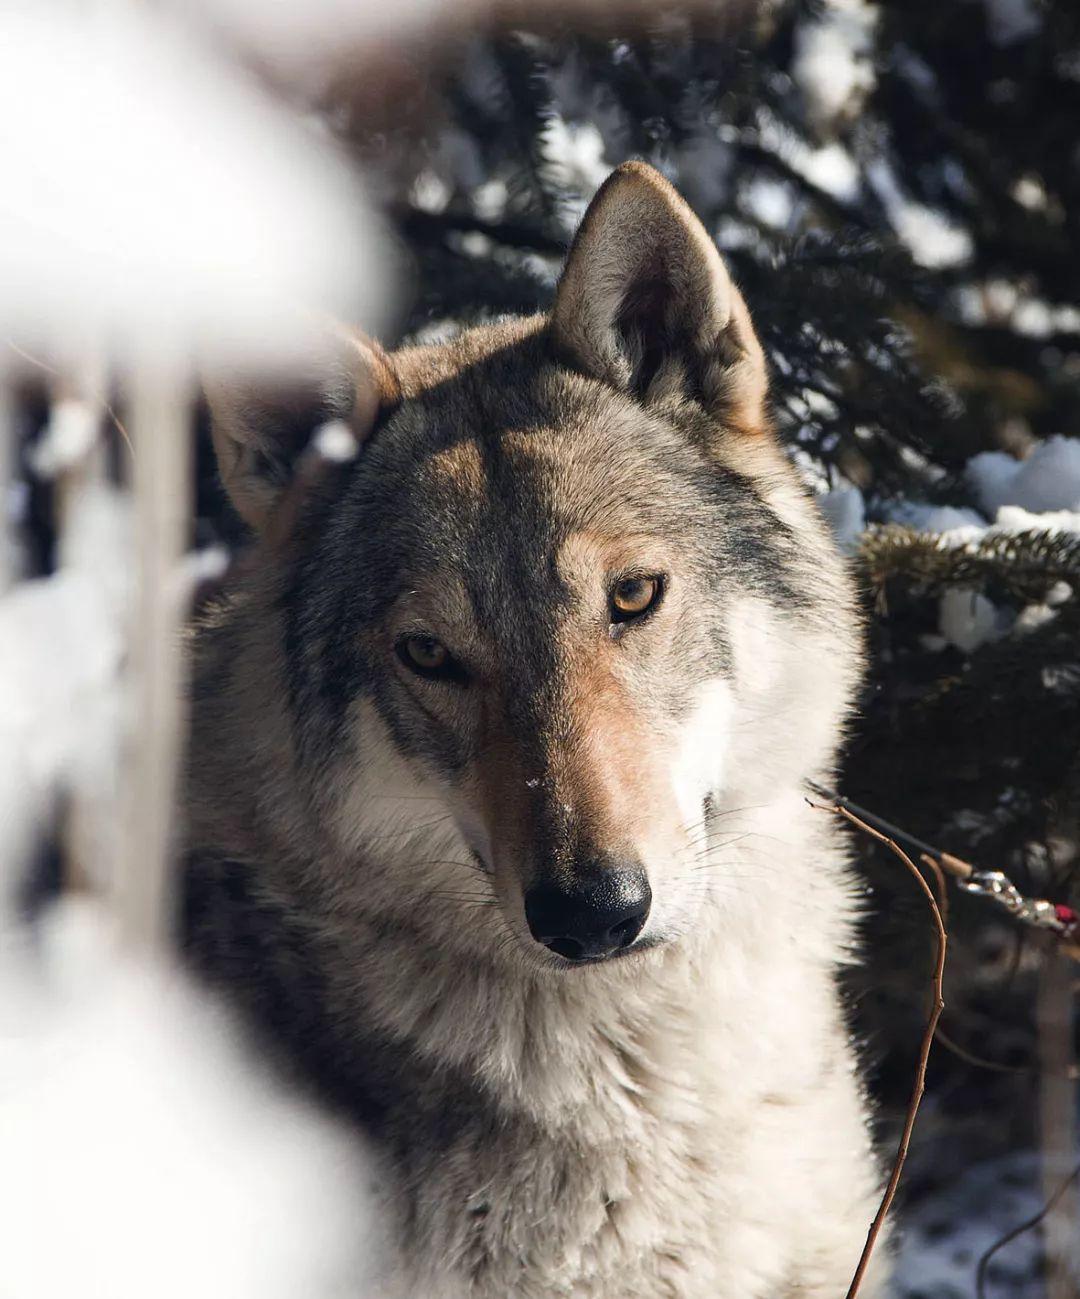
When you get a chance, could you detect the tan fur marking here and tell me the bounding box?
[426,440,488,506]
[561,665,669,852]
[557,530,671,583]
[543,530,687,865]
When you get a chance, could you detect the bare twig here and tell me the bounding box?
[976,1159,1080,1299]
[808,797,947,1299]
[930,1023,1077,1078]
[919,851,950,930]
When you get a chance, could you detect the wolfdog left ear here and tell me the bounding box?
[204,330,400,533]
[550,161,768,435]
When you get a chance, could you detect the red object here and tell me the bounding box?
[1054,904,1078,930]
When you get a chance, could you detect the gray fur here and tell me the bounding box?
[184,163,888,1297]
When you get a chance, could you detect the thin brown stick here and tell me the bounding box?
[919,852,950,930]
[809,798,948,1299]
[933,1025,1023,1075]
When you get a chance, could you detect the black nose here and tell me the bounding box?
[524,867,651,962]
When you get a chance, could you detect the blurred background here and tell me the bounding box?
[2,1,1080,1296]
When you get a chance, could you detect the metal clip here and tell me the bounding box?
[960,870,1075,935]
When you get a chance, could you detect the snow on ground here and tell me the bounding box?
[892,1153,1062,1298]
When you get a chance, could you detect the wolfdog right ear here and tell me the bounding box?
[204,330,400,533]
[550,161,767,436]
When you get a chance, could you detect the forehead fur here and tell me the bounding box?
[375,326,715,540]
[392,317,542,391]
[557,531,671,585]
[424,439,488,508]
[279,315,843,698]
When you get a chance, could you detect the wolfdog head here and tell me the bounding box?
[202,162,861,973]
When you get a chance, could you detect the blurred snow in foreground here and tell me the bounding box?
[0,3,401,1292]
[0,3,389,365]
[0,478,394,1299]
[0,483,130,877]
[0,901,391,1299]
[183,0,448,77]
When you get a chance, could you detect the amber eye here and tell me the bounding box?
[396,634,470,685]
[405,635,446,669]
[399,634,449,674]
[610,575,663,623]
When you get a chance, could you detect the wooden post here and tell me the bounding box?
[50,352,112,894]
[1037,942,1079,1297]
[115,351,191,955]
[0,363,12,595]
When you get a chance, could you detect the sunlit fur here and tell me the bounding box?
[184,163,887,1297]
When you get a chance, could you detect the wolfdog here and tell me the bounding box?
[184,161,886,1297]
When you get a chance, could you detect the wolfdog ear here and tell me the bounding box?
[550,161,767,434]
[204,330,400,532]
